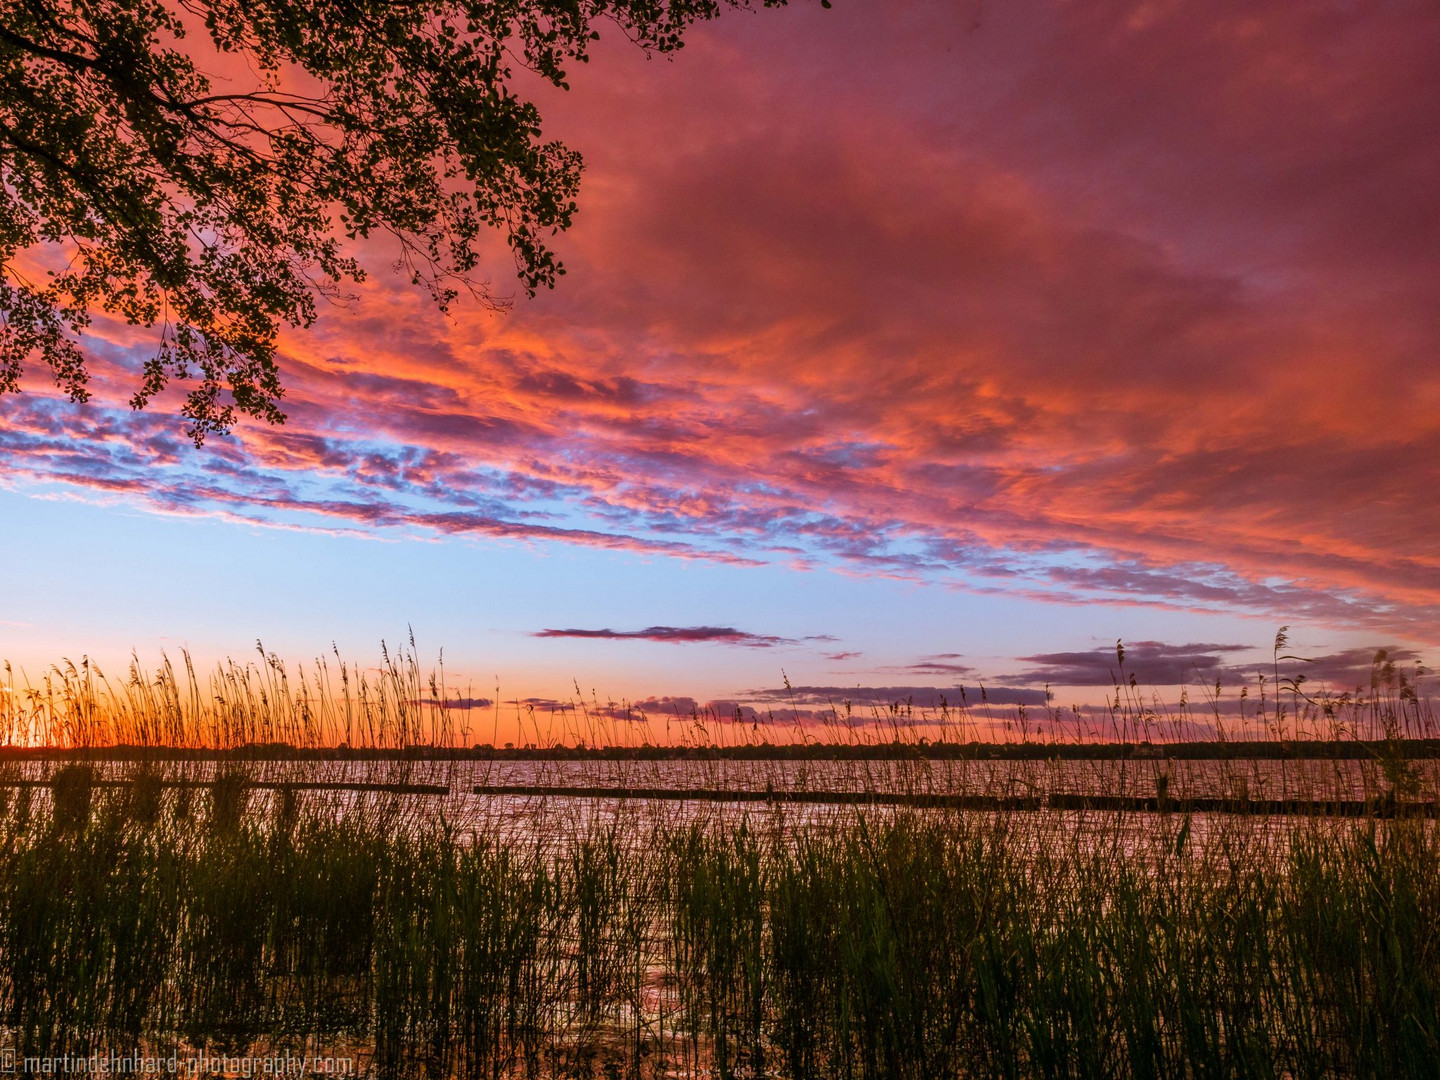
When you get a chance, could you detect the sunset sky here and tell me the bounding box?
[3,0,1438,739]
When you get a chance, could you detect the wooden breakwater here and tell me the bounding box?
[475,784,1045,809]
[3,776,1435,815]
[0,777,450,795]
[6,739,1440,762]
[472,784,1440,817]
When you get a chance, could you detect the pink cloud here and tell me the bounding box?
[4,0,1439,640]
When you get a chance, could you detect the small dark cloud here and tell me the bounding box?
[901,660,975,676]
[534,625,793,647]
[824,651,862,661]
[510,697,574,711]
[407,696,494,710]
[1293,646,1427,690]
[748,684,1048,708]
[593,695,703,721]
[704,700,837,726]
[1009,641,1253,687]
[874,653,973,676]
[638,695,703,714]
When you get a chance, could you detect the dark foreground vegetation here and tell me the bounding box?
[1,765,1438,1080]
[1,638,1436,1075]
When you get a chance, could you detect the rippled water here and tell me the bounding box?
[12,753,1439,795]
[9,754,1436,847]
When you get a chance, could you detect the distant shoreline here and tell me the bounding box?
[3,738,1438,761]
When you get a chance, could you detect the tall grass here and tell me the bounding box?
[2,634,1435,756]
[0,779,1437,1078]
[0,637,1436,1076]
[0,636,463,752]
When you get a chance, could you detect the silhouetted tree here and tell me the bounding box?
[1,0,790,442]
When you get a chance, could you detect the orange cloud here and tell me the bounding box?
[4,0,1438,639]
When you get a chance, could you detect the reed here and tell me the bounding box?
[0,639,1435,1077]
[1,635,1435,757]
[0,778,1436,1077]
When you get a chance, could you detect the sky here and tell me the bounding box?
[3,0,1439,742]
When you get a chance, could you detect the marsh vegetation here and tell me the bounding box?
[0,642,1436,1078]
